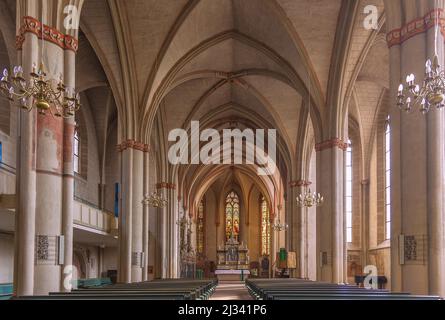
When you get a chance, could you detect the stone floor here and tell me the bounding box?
[210,281,253,300]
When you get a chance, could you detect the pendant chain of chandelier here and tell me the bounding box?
[296,3,324,209]
[397,4,445,114]
[0,13,80,118]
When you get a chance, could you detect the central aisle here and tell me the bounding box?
[210,281,253,300]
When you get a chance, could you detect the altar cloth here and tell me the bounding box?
[215,270,251,275]
[215,269,250,281]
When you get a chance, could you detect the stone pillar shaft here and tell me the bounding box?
[61,48,76,292]
[13,33,38,296]
[131,149,143,282]
[118,148,132,283]
[142,151,150,281]
[387,9,445,296]
[316,143,345,283]
[426,24,445,297]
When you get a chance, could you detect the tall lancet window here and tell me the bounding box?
[225,191,240,242]
[197,199,205,254]
[385,116,391,240]
[260,196,270,256]
[73,129,80,174]
[345,139,353,243]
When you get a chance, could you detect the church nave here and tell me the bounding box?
[0,0,444,305]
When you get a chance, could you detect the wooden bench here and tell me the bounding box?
[14,279,218,300]
[74,277,112,288]
[246,279,441,300]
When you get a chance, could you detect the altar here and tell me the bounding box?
[215,237,250,281]
[215,269,250,281]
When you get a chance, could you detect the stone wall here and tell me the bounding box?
[0,232,13,283]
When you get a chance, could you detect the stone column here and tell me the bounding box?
[398,21,428,295]
[316,140,345,283]
[117,141,146,283]
[386,8,445,296]
[288,181,305,279]
[297,184,307,279]
[142,150,150,281]
[157,183,176,278]
[360,180,370,268]
[160,187,168,278]
[33,35,68,294]
[13,31,38,297]
[387,25,403,294]
[425,12,445,298]
[284,186,293,277]
[60,47,76,292]
[118,146,132,283]
[168,187,179,278]
[131,148,144,282]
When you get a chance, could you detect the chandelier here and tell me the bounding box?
[0,64,80,117]
[176,213,188,228]
[397,55,445,114]
[272,218,288,232]
[397,6,444,114]
[296,188,324,208]
[142,190,168,208]
[0,12,80,118]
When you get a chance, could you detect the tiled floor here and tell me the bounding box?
[210,281,253,300]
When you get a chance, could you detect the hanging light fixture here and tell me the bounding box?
[397,56,445,114]
[272,218,288,232]
[0,14,80,117]
[296,188,324,208]
[0,64,80,117]
[296,3,324,210]
[176,212,188,228]
[142,187,168,208]
[397,5,444,114]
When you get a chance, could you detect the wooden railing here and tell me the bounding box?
[73,199,118,234]
[0,168,117,235]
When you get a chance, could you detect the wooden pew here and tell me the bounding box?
[15,279,218,300]
[246,279,441,300]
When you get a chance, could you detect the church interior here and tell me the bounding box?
[0,0,445,301]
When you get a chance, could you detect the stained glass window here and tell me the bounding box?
[225,191,240,242]
[260,196,270,256]
[73,129,80,174]
[197,199,205,254]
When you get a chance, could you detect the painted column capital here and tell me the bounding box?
[315,138,348,152]
[156,182,176,190]
[16,16,79,52]
[116,139,150,153]
[289,180,312,188]
[386,9,445,48]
